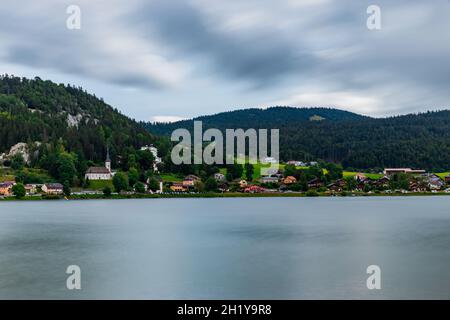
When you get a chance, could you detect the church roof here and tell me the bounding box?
[86,167,110,174]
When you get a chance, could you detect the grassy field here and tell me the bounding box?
[87,179,113,190]
[159,174,183,182]
[0,168,15,181]
[343,171,383,179]
[0,175,15,182]
[436,172,450,179]
[0,167,52,183]
[220,163,327,180]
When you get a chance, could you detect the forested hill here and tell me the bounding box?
[0,75,157,164]
[144,107,450,171]
[144,106,367,135]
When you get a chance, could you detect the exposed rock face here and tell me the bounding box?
[6,142,41,164]
[309,115,325,121]
[7,143,30,163]
[67,113,83,128]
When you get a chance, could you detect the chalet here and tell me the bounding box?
[428,179,444,191]
[383,168,426,175]
[183,175,200,187]
[327,182,343,192]
[85,150,112,180]
[170,182,188,192]
[409,181,427,193]
[239,180,248,188]
[307,178,323,189]
[374,176,390,188]
[25,184,41,195]
[327,179,346,192]
[0,181,15,196]
[214,173,226,182]
[354,173,367,181]
[283,176,297,185]
[261,168,282,177]
[335,179,346,187]
[42,183,64,195]
[286,160,306,166]
[217,182,229,192]
[446,174,450,184]
[421,173,444,191]
[261,157,278,164]
[356,178,371,191]
[244,185,267,193]
[260,175,279,184]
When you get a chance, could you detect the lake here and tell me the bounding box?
[0,197,449,299]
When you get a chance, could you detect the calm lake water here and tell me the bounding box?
[0,197,449,299]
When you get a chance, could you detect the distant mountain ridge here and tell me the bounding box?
[145,106,368,135]
[144,107,450,171]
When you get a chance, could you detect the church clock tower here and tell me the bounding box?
[105,146,111,172]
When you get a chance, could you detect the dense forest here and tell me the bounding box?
[144,107,367,135]
[0,75,162,166]
[145,107,450,171]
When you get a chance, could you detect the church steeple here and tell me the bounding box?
[105,146,111,172]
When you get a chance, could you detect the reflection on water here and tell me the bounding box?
[0,197,449,299]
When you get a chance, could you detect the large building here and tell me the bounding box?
[0,181,15,196]
[85,149,113,180]
[42,183,64,195]
[383,168,426,175]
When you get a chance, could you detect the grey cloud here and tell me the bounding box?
[131,0,316,86]
[0,0,449,118]
[0,0,179,89]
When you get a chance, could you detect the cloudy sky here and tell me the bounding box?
[1,0,450,122]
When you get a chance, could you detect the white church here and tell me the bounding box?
[85,149,113,180]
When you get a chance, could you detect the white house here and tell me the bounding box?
[85,149,113,180]
[42,183,64,195]
[214,173,226,181]
[140,145,162,171]
[286,160,306,167]
[261,157,278,164]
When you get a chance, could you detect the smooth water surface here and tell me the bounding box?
[0,197,449,299]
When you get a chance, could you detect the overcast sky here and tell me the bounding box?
[1,0,450,122]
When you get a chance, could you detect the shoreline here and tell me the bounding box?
[1,191,449,202]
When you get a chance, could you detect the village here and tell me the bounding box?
[1,144,449,199]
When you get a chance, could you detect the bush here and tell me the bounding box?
[305,189,319,197]
[63,181,71,197]
[148,178,160,192]
[42,194,62,200]
[12,183,26,199]
[204,177,218,192]
[135,182,146,193]
[103,186,112,197]
[11,154,25,170]
[113,172,129,192]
